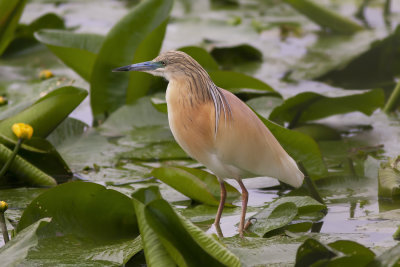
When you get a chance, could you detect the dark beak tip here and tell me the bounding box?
[112,66,130,72]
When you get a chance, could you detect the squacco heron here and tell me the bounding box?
[113,51,304,238]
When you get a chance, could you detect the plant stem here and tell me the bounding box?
[384,0,391,16]
[0,212,9,243]
[383,80,400,113]
[0,138,23,181]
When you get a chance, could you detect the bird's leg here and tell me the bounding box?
[238,179,248,238]
[214,181,226,235]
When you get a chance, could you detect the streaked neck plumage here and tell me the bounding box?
[165,66,232,135]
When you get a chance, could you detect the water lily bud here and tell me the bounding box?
[0,96,7,106]
[12,123,33,140]
[39,69,54,80]
[0,201,8,212]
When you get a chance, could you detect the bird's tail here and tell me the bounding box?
[277,155,304,188]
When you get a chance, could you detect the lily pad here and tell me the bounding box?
[248,202,298,237]
[15,182,141,265]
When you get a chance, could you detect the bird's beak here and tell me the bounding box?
[112,61,162,72]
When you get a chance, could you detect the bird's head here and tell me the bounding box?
[113,50,204,81]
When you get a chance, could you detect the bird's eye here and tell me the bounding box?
[160,61,166,66]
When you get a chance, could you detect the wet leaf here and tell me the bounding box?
[269,89,384,127]
[273,196,326,214]
[144,198,241,266]
[248,202,298,237]
[90,0,173,121]
[34,29,104,81]
[152,166,240,206]
[248,196,325,237]
[120,141,188,161]
[0,0,27,55]
[99,96,168,136]
[0,218,51,267]
[15,182,141,265]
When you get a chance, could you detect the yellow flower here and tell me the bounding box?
[39,69,54,80]
[0,201,7,212]
[12,123,33,140]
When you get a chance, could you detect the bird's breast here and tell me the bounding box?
[166,81,216,164]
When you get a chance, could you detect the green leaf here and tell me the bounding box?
[367,243,400,267]
[18,181,139,239]
[269,90,385,127]
[0,218,51,267]
[90,0,173,120]
[319,26,400,89]
[144,198,241,267]
[0,0,27,55]
[15,182,141,265]
[288,30,382,82]
[126,19,168,103]
[181,46,279,96]
[0,86,88,147]
[295,238,336,267]
[282,0,363,34]
[4,13,66,56]
[210,70,278,95]
[248,196,326,237]
[329,240,375,265]
[210,44,262,67]
[0,143,56,187]
[258,114,328,179]
[293,124,341,141]
[378,158,400,198]
[120,141,188,161]
[34,29,104,81]
[132,186,176,267]
[99,96,168,136]
[151,166,240,206]
[248,202,298,237]
[17,138,72,182]
[273,196,326,214]
[179,46,220,71]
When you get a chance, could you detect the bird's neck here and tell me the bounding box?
[167,74,215,107]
